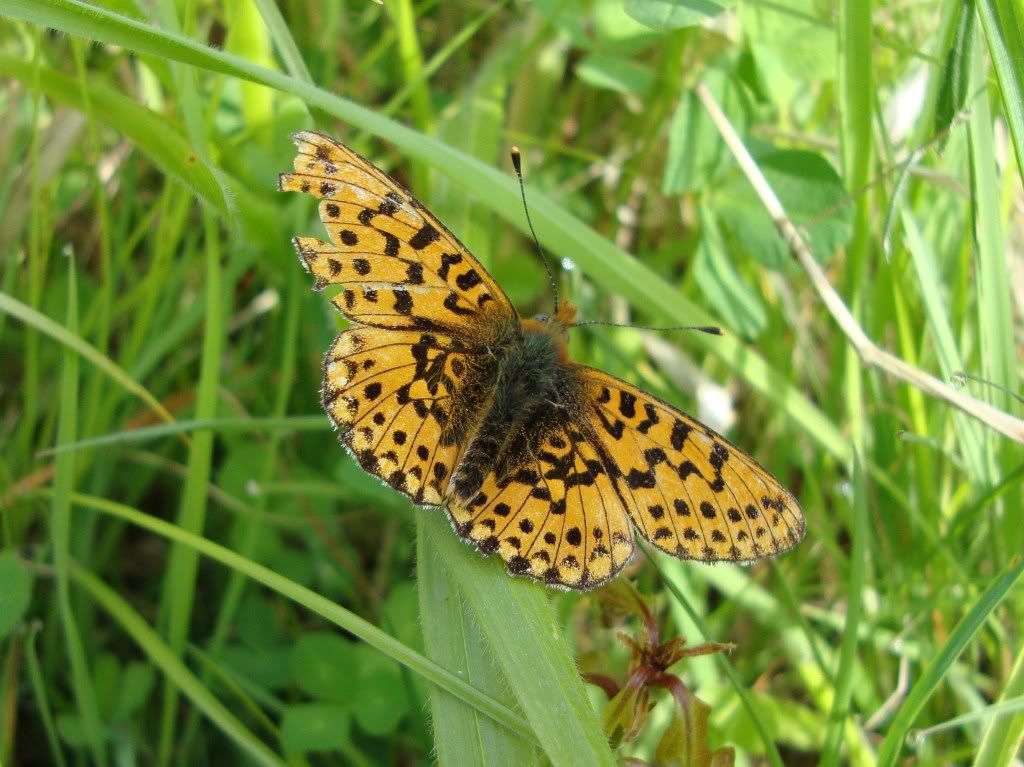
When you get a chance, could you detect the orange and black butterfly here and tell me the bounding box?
[279,131,804,590]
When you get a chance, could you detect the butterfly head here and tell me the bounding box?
[530,300,577,331]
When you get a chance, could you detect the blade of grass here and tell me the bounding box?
[417,528,537,766]
[900,209,987,480]
[0,55,228,217]
[251,0,311,82]
[67,563,286,767]
[24,624,67,767]
[51,252,107,767]
[915,693,1024,744]
[826,1,874,761]
[876,557,1024,766]
[976,0,1024,189]
[50,491,536,744]
[36,416,327,457]
[384,0,433,130]
[177,268,302,764]
[972,641,1024,767]
[151,2,229,745]
[2,0,847,464]
[968,22,1017,417]
[422,512,616,767]
[820,451,870,767]
[157,210,222,767]
[0,289,179,431]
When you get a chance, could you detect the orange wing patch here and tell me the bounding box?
[447,422,635,589]
[280,131,515,338]
[579,367,804,564]
[324,328,495,507]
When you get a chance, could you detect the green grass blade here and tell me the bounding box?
[423,513,616,767]
[967,22,1018,423]
[51,252,107,767]
[820,451,869,767]
[55,491,536,744]
[23,624,68,767]
[417,528,538,766]
[972,643,1024,767]
[915,693,1024,744]
[68,563,286,767]
[251,0,312,82]
[0,289,178,429]
[876,558,1024,766]
[900,209,987,480]
[976,0,1024,188]
[36,416,327,456]
[157,211,223,766]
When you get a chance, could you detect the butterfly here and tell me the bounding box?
[279,131,805,590]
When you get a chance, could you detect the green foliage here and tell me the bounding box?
[0,552,32,641]
[1,0,1023,765]
[624,0,734,31]
[715,147,852,269]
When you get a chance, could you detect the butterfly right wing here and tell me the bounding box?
[446,402,637,589]
[323,327,497,506]
[578,366,805,564]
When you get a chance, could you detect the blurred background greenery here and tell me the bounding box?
[1,0,1023,765]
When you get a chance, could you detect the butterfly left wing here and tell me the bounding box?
[280,131,516,340]
[323,327,498,506]
[577,366,804,564]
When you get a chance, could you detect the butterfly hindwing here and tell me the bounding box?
[579,366,805,563]
[324,328,497,506]
[447,413,636,589]
[280,131,516,338]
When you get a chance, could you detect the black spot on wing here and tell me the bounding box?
[409,223,440,250]
[443,292,474,316]
[455,269,482,291]
[393,289,413,314]
[618,390,636,418]
[406,262,424,285]
[437,252,462,280]
[671,419,691,451]
[382,231,401,257]
[378,192,402,216]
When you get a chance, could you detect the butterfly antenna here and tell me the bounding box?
[511,146,559,309]
[574,319,723,335]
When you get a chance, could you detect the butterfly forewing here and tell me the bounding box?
[579,366,805,563]
[280,131,516,338]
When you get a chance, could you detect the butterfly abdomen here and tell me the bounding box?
[449,329,562,503]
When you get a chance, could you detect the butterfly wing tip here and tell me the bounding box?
[292,129,338,148]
